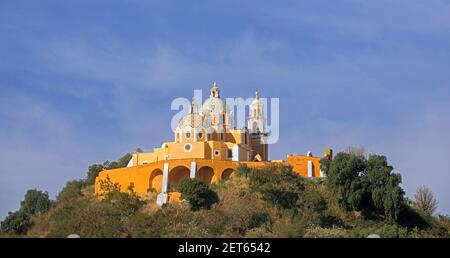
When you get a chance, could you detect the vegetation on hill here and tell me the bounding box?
[1,151,449,238]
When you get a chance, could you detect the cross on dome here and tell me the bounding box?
[189,97,198,114]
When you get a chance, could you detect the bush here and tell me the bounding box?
[48,197,107,237]
[245,165,305,210]
[1,188,51,235]
[48,190,144,238]
[347,224,408,238]
[85,153,132,185]
[103,190,144,218]
[0,211,31,234]
[57,180,85,203]
[128,212,165,237]
[177,178,218,211]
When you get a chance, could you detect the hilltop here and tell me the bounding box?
[1,151,449,238]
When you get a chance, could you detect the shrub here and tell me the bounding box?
[246,165,305,210]
[346,223,408,238]
[57,180,85,203]
[0,211,31,234]
[177,178,218,211]
[103,190,144,218]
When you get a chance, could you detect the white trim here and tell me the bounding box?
[126,157,134,167]
[232,145,239,161]
[156,193,168,206]
[307,160,313,177]
[162,163,169,193]
[190,161,197,179]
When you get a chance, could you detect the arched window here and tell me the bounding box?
[252,122,258,133]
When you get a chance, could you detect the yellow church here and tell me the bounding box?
[95,83,332,205]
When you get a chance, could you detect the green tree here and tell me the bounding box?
[85,164,104,185]
[321,153,366,211]
[363,155,404,222]
[1,188,50,234]
[103,153,132,170]
[0,211,31,234]
[57,180,85,203]
[86,153,133,185]
[321,152,405,222]
[20,189,51,215]
[177,178,218,211]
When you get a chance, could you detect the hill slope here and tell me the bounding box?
[1,152,449,238]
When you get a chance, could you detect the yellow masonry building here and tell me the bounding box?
[95,83,332,205]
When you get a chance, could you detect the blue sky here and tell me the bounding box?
[1,0,450,219]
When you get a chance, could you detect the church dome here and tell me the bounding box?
[178,113,208,130]
[178,98,212,130]
[202,82,230,115]
[202,97,230,115]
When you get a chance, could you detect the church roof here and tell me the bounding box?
[201,82,231,115]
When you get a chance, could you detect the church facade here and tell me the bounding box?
[95,83,332,205]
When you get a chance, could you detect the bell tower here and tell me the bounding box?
[248,90,267,134]
[247,90,268,161]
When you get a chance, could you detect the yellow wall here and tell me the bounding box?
[286,155,321,177]
[96,156,324,199]
[131,136,258,165]
[96,159,240,197]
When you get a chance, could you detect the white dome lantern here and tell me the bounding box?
[202,82,231,115]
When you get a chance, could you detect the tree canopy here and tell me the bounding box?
[320,153,405,222]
